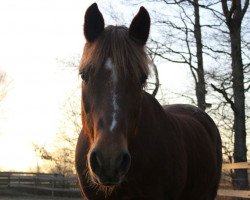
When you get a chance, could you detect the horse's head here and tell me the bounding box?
[80,3,150,186]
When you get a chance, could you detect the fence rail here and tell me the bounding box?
[0,172,80,197]
[218,189,250,198]
[218,162,250,199]
[1,164,250,198]
[222,162,250,170]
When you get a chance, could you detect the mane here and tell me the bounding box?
[80,25,150,84]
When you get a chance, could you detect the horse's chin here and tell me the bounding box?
[91,174,123,187]
[98,179,122,187]
[87,174,118,196]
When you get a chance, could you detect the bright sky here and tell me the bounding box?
[0,0,190,171]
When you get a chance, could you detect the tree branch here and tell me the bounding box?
[221,0,229,19]
[245,84,250,93]
[211,83,235,112]
[242,0,249,17]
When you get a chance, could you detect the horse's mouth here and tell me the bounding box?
[100,181,120,187]
[91,173,124,187]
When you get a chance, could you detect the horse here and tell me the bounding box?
[75,3,222,200]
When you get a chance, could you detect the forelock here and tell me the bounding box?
[80,25,150,84]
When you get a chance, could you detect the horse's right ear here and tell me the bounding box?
[84,3,104,42]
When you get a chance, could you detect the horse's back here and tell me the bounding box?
[163,104,222,200]
[164,104,221,144]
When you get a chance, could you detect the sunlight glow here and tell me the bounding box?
[0,0,190,171]
[0,0,95,171]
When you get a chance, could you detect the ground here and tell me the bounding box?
[0,189,82,200]
[0,197,82,200]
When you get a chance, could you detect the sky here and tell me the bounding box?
[0,0,190,171]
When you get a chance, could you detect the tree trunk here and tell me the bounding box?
[230,23,248,190]
[193,0,206,111]
[221,0,249,191]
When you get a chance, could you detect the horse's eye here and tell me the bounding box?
[80,68,90,83]
[81,72,87,82]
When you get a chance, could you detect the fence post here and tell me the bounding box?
[51,175,55,199]
[7,173,10,188]
[218,162,250,199]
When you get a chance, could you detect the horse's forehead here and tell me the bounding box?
[102,58,119,132]
[105,58,113,70]
[104,58,117,83]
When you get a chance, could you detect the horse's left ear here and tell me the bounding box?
[129,7,150,46]
[84,3,105,42]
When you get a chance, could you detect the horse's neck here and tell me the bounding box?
[140,91,168,122]
[131,91,182,169]
[139,91,182,140]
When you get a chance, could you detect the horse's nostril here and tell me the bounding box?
[118,152,131,175]
[89,150,130,182]
[89,151,102,175]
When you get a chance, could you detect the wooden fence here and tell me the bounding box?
[1,163,250,198]
[218,162,250,199]
[0,172,80,197]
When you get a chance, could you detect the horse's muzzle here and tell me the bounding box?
[89,150,131,186]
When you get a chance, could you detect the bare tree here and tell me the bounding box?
[0,69,10,131]
[33,56,81,175]
[143,0,220,110]
[34,89,81,176]
[147,48,160,97]
[193,0,206,110]
[203,0,250,192]
[220,0,249,190]
[34,143,75,176]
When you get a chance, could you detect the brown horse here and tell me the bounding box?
[75,3,222,200]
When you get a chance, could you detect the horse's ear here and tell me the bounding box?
[84,3,104,42]
[129,7,150,46]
